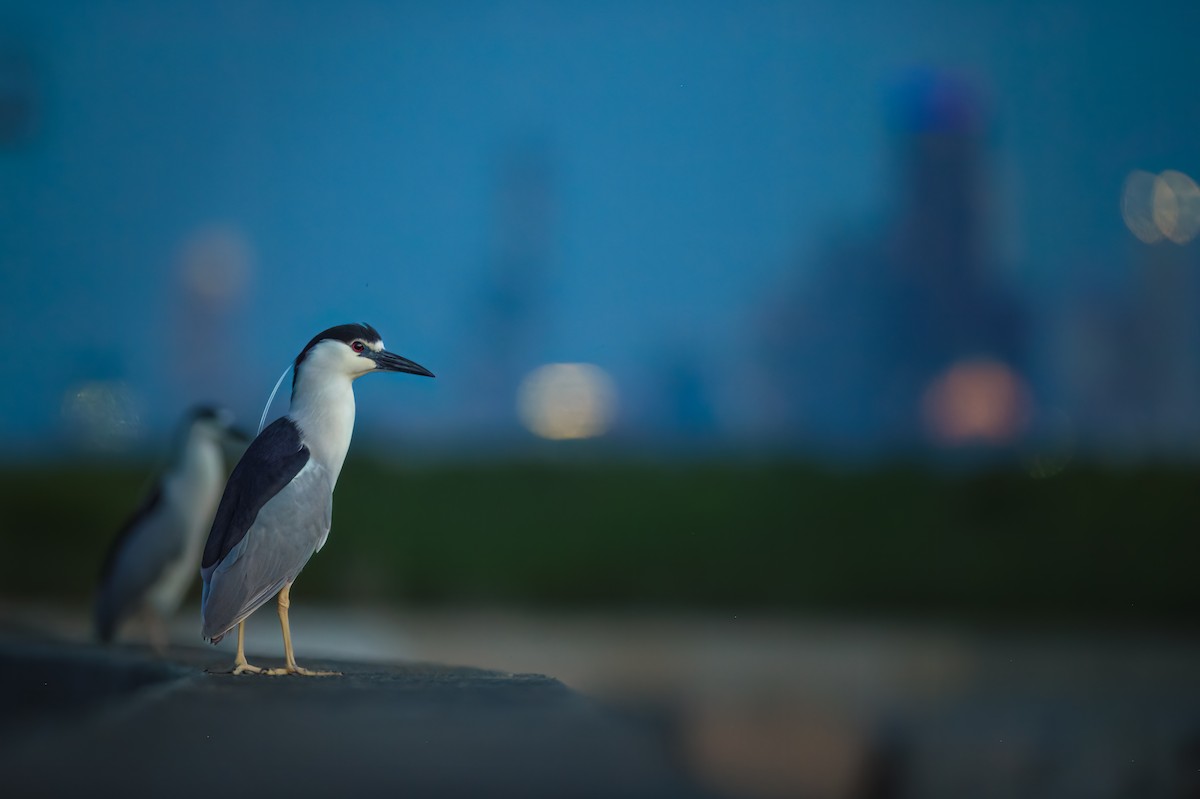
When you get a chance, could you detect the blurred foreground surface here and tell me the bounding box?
[4,603,1199,799]
[0,623,716,799]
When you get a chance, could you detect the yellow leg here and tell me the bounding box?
[265,582,340,676]
[230,621,263,675]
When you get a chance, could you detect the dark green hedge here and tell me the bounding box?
[2,458,1196,622]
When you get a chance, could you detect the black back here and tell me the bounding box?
[201,417,310,570]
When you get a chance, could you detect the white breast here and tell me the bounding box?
[144,434,226,615]
[289,358,358,487]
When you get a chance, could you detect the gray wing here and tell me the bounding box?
[95,486,187,642]
[201,417,310,573]
[200,459,333,643]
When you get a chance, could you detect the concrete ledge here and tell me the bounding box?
[0,636,719,799]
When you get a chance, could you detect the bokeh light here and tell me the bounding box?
[1122,168,1200,245]
[517,363,617,440]
[1153,169,1200,245]
[176,224,254,306]
[921,358,1031,446]
[60,380,143,451]
[1121,170,1162,244]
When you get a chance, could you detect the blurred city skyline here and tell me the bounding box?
[3,0,1200,461]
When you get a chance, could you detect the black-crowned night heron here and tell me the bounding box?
[95,406,245,651]
[200,323,433,676]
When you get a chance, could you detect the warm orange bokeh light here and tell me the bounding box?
[921,358,1031,445]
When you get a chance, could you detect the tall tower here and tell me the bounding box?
[170,224,253,413]
[464,136,557,439]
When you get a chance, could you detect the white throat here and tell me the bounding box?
[171,427,226,521]
[289,364,358,486]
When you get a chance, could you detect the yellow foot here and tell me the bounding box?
[264,665,342,677]
[231,662,266,675]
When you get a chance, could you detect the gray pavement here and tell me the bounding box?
[6,605,1200,798]
[0,635,721,799]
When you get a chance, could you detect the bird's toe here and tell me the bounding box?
[266,665,341,677]
[229,662,265,676]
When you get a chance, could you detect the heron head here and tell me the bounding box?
[188,405,249,443]
[293,323,435,382]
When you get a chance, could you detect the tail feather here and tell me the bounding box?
[201,573,288,644]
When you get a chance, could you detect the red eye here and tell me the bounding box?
[351,341,365,353]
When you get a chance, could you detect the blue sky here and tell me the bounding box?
[2,1,1198,457]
